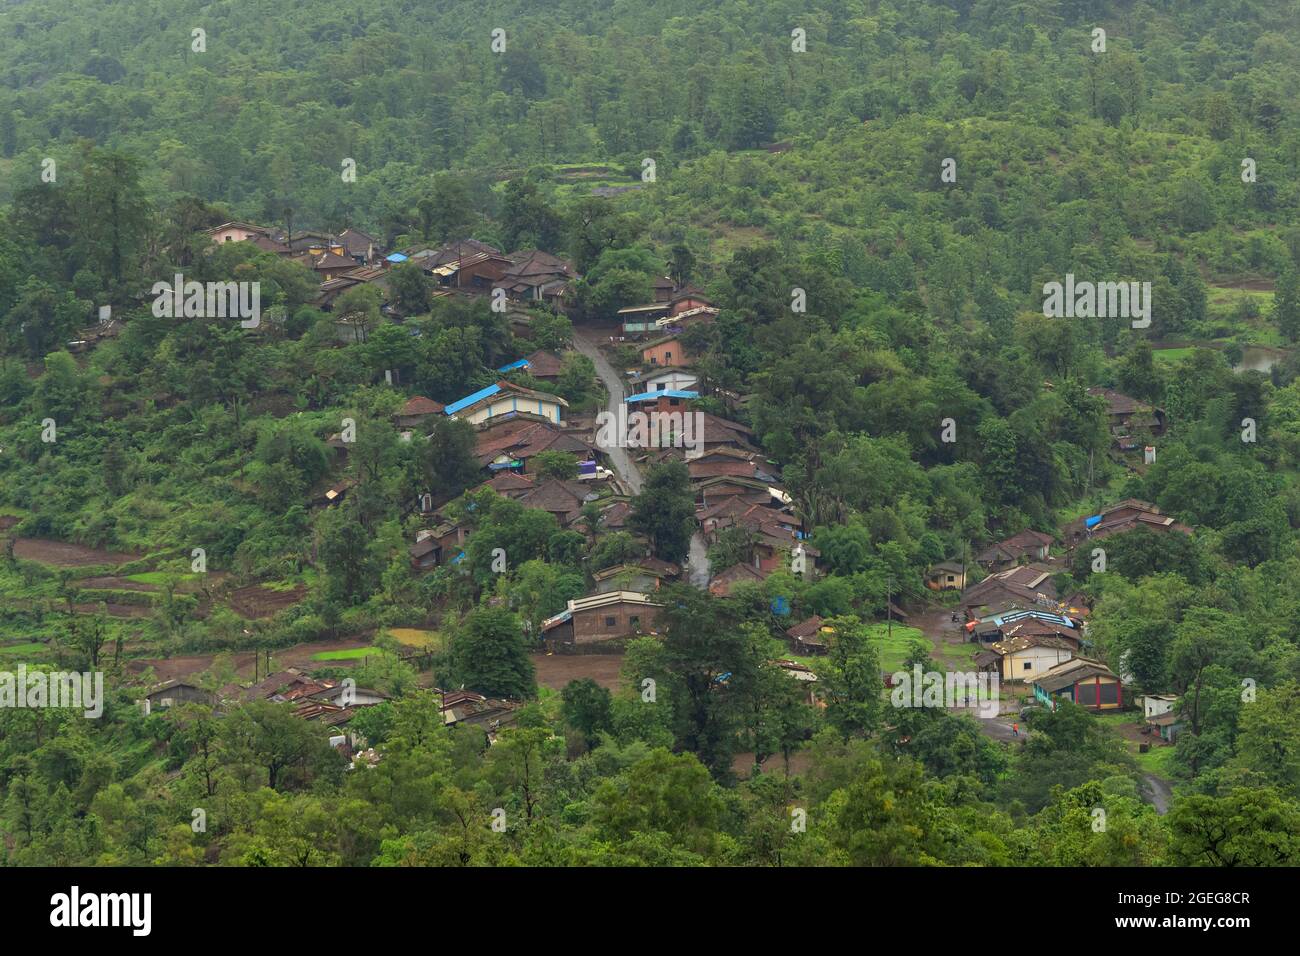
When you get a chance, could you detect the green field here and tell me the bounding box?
[868,623,930,673]
[310,647,390,662]
[0,642,49,656]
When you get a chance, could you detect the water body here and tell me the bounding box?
[1151,341,1291,374]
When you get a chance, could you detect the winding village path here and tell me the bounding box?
[573,329,710,587]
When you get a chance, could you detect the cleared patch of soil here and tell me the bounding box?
[530,651,624,691]
[124,637,375,684]
[79,576,160,593]
[229,583,308,619]
[1211,277,1275,292]
[13,538,141,567]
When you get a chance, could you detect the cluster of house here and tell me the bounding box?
[138,668,519,763]
[920,497,1195,718]
[205,221,580,336]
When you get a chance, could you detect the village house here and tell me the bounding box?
[409,240,513,290]
[1032,657,1124,711]
[219,668,326,704]
[312,477,357,508]
[785,615,831,655]
[628,366,699,394]
[307,684,389,707]
[985,633,1077,682]
[618,302,673,335]
[472,417,595,472]
[337,227,385,266]
[965,607,1083,645]
[598,499,632,532]
[515,478,597,527]
[687,448,781,485]
[1087,387,1167,450]
[642,332,691,367]
[1081,498,1192,541]
[975,529,1053,570]
[696,476,774,512]
[439,689,520,739]
[208,220,277,244]
[408,521,470,571]
[140,680,215,715]
[294,247,360,282]
[697,480,794,524]
[445,380,569,426]
[1140,693,1179,719]
[498,349,566,381]
[394,396,446,429]
[468,470,538,500]
[708,562,767,596]
[624,389,698,416]
[540,591,663,647]
[925,561,967,591]
[1147,710,1184,742]
[495,250,577,307]
[959,564,1060,617]
[591,558,679,593]
[773,659,820,705]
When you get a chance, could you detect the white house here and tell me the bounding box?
[989,634,1076,682]
[1140,693,1178,719]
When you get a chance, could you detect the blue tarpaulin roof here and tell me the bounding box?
[624,390,699,403]
[444,383,502,415]
[1085,515,1102,528]
[386,252,408,262]
[497,358,531,372]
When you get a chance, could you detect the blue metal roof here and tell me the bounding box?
[989,609,1076,628]
[386,252,408,262]
[497,358,531,372]
[624,390,699,403]
[444,383,502,415]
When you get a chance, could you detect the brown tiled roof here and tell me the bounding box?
[401,396,445,416]
[480,471,536,494]
[522,350,565,378]
[990,633,1077,655]
[297,250,356,271]
[503,249,575,281]
[709,562,767,595]
[785,615,825,639]
[474,419,593,466]
[1087,387,1148,417]
[601,500,632,528]
[1034,657,1119,692]
[337,228,380,258]
[517,478,588,521]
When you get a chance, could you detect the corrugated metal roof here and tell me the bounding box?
[444,383,503,415]
[624,390,699,402]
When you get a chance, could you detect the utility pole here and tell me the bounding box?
[886,574,896,641]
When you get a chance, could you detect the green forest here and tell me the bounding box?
[2,0,1300,867]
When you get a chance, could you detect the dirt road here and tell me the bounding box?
[573,330,710,588]
[573,330,642,494]
[1142,773,1173,815]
